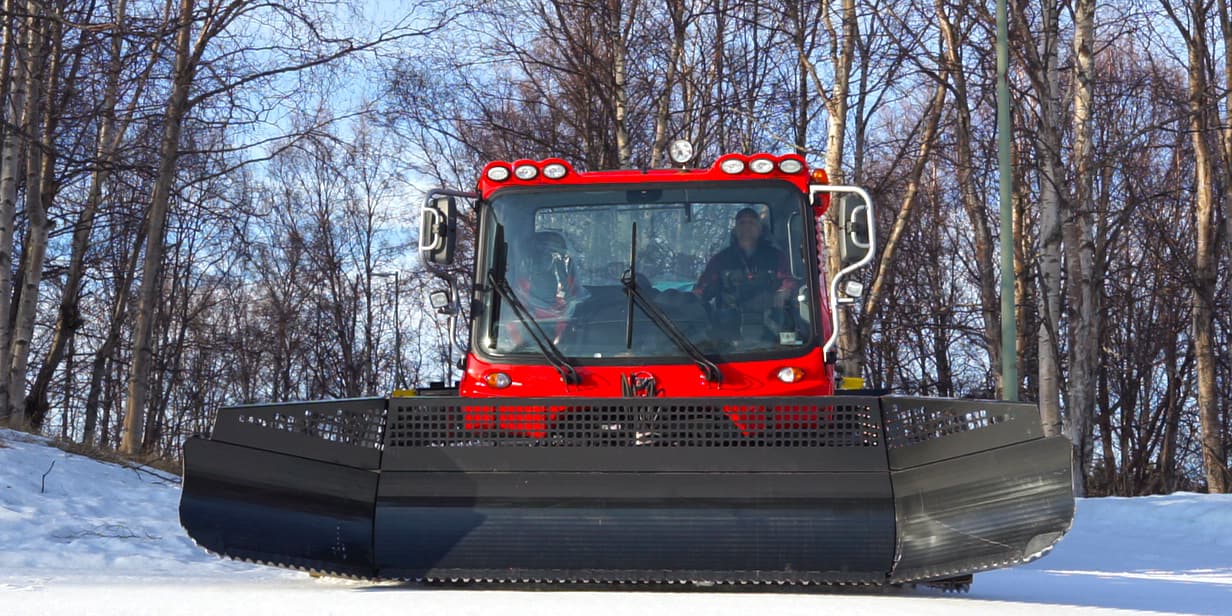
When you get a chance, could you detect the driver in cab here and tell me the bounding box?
[692,208,796,339]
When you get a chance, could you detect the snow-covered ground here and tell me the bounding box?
[2,427,1229,615]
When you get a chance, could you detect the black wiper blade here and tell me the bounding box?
[621,272,722,384]
[487,270,581,385]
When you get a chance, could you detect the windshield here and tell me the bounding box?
[477,183,816,360]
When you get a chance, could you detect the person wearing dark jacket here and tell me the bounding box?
[693,208,797,346]
[693,207,795,309]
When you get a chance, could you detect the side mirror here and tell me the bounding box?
[419,193,457,265]
[838,195,871,266]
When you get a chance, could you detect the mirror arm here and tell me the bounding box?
[419,208,444,252]
[810,185,877,361]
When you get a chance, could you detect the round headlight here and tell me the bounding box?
[486,166,510,181]
[778,159,804,174]
[543,163,567,179]
[749,158,775,174]
[485,372,512,388]
[719,159,746,174]
[776,367,804,383]
[514,164,538,180]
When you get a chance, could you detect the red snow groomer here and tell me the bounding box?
[180,145,1074,589]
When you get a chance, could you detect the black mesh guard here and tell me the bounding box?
[211,398,387,469]
[185,394,1074,584]
[385,396,882,448]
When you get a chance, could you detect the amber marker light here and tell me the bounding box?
[485,372,512,388]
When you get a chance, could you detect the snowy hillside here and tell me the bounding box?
[1,427,1229,615]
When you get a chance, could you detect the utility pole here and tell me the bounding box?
[996,0,1018,401]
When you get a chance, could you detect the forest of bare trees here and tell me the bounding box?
[0,0,1227,496]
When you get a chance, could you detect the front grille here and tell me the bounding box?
[386,397,880,448]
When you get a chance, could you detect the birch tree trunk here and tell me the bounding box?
[648,0,686,167]
[1158,342,1186,492]
[938,0,1003,397]
[1064,0,1098,496]
[1178,0,1229,493]
[1013,152,1035,397]
[1220,0,1232,251]
[7,2,51,425]
[29,0,134,430]
[788,0,814,155]
[121,0,197,455]
[0,0,27,422]
[817,0,859,379]
[610,0,635,168]
[15,2,75,426]
[1013,0,1064,437]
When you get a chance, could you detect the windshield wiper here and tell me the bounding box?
[487,270,580,385]
[621,223,722,383]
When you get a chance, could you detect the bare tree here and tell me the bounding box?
[0,0,29,422]
[28,0,156,431]
[121,0,200,455]
[1061,0,1098,495]
[936,0,1003,397]
[120,0,452,454]
[1011,0,1066,439]
[1159,0,1228,492]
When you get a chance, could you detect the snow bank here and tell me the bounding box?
[1,427,1229,615]
[0,428,282,582]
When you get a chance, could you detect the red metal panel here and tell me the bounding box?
[460,347,831,397]
[477,153,812,198]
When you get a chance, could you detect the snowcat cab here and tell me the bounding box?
[180,149,1074,588]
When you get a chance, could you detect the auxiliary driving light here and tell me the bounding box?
[749,158,775,174]
[543,163,568,179]
[668,139,695,165]
[779,159,804,174]
[486,166,511,181]
[514,164,538,180]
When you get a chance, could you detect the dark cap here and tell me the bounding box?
[735,207,760,221]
